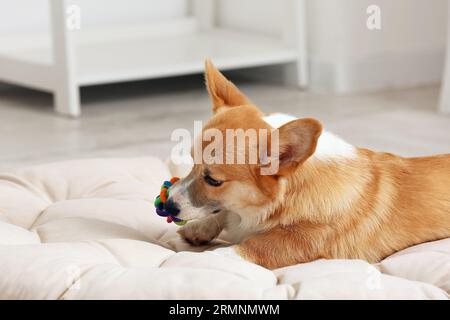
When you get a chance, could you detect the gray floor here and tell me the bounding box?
[0,74,449,171]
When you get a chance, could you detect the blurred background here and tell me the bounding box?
[0,0,449,171]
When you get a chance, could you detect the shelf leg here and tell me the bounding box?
[280,62,307,88]
[439,3,450,114]
[282,0,309,88]
[54,82,80,117]
[439,59,450,114]
[191,0,216,30]
[50,0,80,117]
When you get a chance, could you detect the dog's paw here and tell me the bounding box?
[177,220,221,246]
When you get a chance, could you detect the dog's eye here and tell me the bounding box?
[204,175,223,187]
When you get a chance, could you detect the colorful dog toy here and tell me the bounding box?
[154,177,187,226]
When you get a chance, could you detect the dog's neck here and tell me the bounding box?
[277,155,371,225]
[263,113,367,225]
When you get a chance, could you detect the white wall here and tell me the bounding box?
[219,0,448,93]
[0,0,188,34]
[306,0,448,92]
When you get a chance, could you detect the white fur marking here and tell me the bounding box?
[263,113,356,160]
[263,113,297,129]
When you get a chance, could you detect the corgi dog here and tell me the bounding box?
[167,60,450,269]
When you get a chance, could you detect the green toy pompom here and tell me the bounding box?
[154,196,162,207]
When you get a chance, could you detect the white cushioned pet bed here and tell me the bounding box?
[0,157,449,299]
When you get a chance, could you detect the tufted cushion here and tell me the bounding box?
[0,157,449,299]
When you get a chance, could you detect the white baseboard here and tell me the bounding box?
[309,47,445,93]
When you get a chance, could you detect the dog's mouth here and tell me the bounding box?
[167,182,223,220]
[176,205,222,221]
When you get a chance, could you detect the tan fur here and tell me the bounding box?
[181,60,450,269]
[238,151,450,269]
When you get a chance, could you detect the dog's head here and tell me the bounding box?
[166,60,322,226]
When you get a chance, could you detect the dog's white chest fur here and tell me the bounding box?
[263,113,356,160]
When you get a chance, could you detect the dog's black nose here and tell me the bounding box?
[164,198,180,216]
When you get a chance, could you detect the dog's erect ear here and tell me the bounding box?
[204,59,251,113]
[274,118,322,175]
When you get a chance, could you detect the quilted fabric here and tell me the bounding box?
[0,157,448,299]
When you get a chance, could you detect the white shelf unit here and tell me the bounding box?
[439,0,450,114]
[0,0,308,116]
